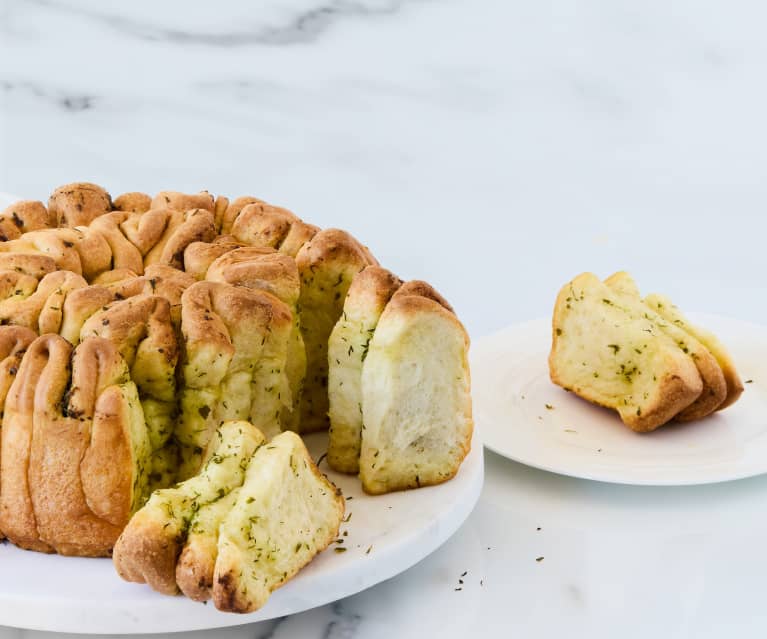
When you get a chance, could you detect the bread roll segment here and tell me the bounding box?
[644,293,744,410]
[213,431,344,613]
[549,273,707,432]
[328,266,403,473]
[358,283,473,494]
[113,420,265,595]
[296,229,377,433]
[603,271,727,421]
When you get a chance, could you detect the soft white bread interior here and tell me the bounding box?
[328,266,403,474]
[549,273,705,432]
[358,282,472,494]
[213,430,344,613]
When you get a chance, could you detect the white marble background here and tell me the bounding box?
[2,1,767,637]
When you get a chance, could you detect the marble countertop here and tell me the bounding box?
[2,0,767,637]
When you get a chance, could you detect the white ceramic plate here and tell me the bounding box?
[0,193,483,633]
[472,315,767,486]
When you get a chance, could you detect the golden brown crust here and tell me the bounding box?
[113,515,182,595]
[230,203,319,257]
[144,209,217,270]
[113,192,151,214]
[118,209,175,256]
[91,268,139,286]
[0,270,88,333]
[220,196,265,235]
[183,235,244,280]
[59,285,116,344]
[0,253,57,278]
[0,335,68,552]
[151,191,215,214]
[89,212,145,274]
[206,246,300,306]
[0,201,55,240]
[0,327,37,486]
[212,195,230,233]
[393,280,455,314]
[30,338,134,555]
[48,183,112,228]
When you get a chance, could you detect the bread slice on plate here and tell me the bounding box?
[213,430,344,613]
[113,420,265,595]
[603,271,727,421]
[549,273,705,432]
[359,282,473,494]
[328,265,403,474]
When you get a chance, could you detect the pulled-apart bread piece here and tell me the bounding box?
[296,229,377,433]
[603,272,727,421]
[206,247,306,433]
[644,293,744,410]
[358,282,472,494]
[184,235,244,280]
[213,430,344,613]
[549,273,705,432]
[0,200,56,240]
[177,281,292,478]
[230,203,319,257]
[0,335,151,556]
[328,266,403,473]
[48,182,112,228]
[113,420,264,595]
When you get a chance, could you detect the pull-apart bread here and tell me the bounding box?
[549,272,742,432]
[0,335,151,556]
[114,421,343,613]
[0,183,473,608]
[328,269,473,494]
